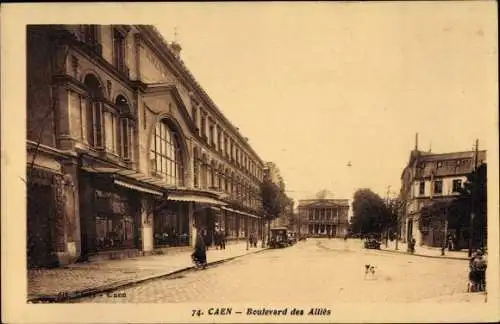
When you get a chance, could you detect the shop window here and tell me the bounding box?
[154,205,189,247]
[95,214,136,250]
[94,190,137,251]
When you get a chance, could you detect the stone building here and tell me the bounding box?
[297,199,350,237]
[399,136,486,248]
[26,25,266,267]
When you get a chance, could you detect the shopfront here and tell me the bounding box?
[94,188,140,250]
[154,201,190,247]
[79,173,141,256]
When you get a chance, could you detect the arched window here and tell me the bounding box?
[116,95,134,160]
[218,165,223,190]
[193,147,199,188]
[83,74,104,148]
[150,120,184,186]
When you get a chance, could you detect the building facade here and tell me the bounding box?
[399,140,486,248]
[26,25,266,267]
[297,199,350,237]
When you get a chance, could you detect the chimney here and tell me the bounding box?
[170,41,182,59]
[414,133,419,151]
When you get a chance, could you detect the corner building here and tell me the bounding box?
[26,25,265,267]
[399,145,486,248]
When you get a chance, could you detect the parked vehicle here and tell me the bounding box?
[269,227,289,248]
[287,231,297,245]
[364,238,381,249]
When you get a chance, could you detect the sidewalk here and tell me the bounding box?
[28,241,266,303]
[380,240,471,260]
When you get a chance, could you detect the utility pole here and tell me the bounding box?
[468,139,479,257]
[385,185,391,247]
[395,199,402,250]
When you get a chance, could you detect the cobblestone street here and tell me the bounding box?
[75,239,483,303]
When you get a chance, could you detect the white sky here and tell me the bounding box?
[152,2,497,206]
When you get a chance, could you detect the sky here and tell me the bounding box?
[152,2,497,205]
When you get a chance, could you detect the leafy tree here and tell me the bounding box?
[419,200,451,235]
[260,176,291,242]
[350,189,392,238]
[458,163,487,248]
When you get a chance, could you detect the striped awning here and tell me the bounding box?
[168,193,227,206]
[114,179,163,196]
[221,206,260,218]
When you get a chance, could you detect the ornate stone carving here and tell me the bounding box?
[107,80,112,98]
[52,175,67,253]
[53,44,69,75]
[71,55,79,79]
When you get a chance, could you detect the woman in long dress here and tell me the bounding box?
[191,230,207,268]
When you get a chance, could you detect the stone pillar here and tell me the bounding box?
[61,161,82,264]
[140,197,154,252]
[51,175,67,263]
[188,202,196,247]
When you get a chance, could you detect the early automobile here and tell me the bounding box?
[269,227,289,248]
[364,237,381,249]
[287,231,297,245]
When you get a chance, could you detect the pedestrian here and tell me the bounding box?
[214,227,220,250]
[191,230,207,269]
[408,237,416,254]
[220,228,226,250]
[202,229,211,251]
[469,249,487,292]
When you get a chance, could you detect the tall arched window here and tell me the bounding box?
[83,74,104,148]
[116,95,134,160]
[193,147,199,188]
[150,120,184,186]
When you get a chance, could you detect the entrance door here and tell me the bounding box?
[27,184,55,268]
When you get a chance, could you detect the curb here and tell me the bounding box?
[28,248,269,303]
[379,248,470,261]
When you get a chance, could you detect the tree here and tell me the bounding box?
[418,200,451,241]
[350,189,392,238]
[260,177,290,243]
[458,163,487,248]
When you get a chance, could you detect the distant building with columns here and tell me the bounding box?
[297,199,349,237]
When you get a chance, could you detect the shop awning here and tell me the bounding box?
[114,180,163,196]
[221,206,260,218]
[81,166,175,191]
[168,193,227,206]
